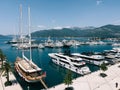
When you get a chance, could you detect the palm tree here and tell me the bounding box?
[64,70,73,90]
[0,49,6,68]
[4,61,12,86]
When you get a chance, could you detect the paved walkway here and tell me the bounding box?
[1,63,120,90]
[0,72,22,90]
[48,63,120,90]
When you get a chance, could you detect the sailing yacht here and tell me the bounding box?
[15,5,46,83]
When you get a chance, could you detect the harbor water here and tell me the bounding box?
[0,37,113,90]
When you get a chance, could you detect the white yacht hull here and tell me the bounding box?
[84,59,104,66]
[51,58,90,75]
[72,53,108,66]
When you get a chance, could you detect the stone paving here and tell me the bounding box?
[0,71,22,90]
[48,63,120,90]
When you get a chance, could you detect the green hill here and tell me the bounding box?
[31,24,120,38]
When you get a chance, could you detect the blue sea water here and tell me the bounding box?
[0,37,113,90]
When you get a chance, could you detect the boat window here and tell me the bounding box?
[80,56,103,61]
[51,57,57,61]
[74,64,86,68]
[70,59,81,63]
[55,54,66,60]
[59,60,69,65]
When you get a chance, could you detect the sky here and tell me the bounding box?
[0,0,120,35]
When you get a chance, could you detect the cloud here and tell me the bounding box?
[96,0,102,5]
[112,19,120,25]
[30,25,47,31]
[64,26,71,28]
[53,26,63,29]
[32,25,71,31]
[37,25,45,28]
[53,26,72,30]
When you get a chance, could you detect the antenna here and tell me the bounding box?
[28,6,32,61]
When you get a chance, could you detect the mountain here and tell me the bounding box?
[0,34,15,39]
[0,34,8,38]
[31,24,120,38]
[90,24,120,37]
[0,35,4,37]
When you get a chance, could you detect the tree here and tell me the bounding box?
[100,62,108,77]
[0,49,6,68]
[64,70,73,90]
[3,61,12,86]
[100,62,108,71]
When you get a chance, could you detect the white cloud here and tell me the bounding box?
[31,25,72,31]
[53,26,63,29]
[96,0,102,5]
[52,26,72,30]
[37,25,45,28]
[64,26,71,28]
[111,19,120,25]
[30,25,47,32]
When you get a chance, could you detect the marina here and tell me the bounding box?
[0,1,120,90]
[0,37,115,90]
[7,37,114,49]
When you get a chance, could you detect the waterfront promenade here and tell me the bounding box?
[49,63,120,90]
[0,71,22,90]
[0,63,120,90]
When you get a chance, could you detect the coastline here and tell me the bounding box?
[48,63,120,90]
[0,71,22,90]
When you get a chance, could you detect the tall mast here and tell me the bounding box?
[20,4,23,39]
[20,4,24,57]
[28,6,32,61]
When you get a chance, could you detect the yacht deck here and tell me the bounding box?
[17,57,41,73]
